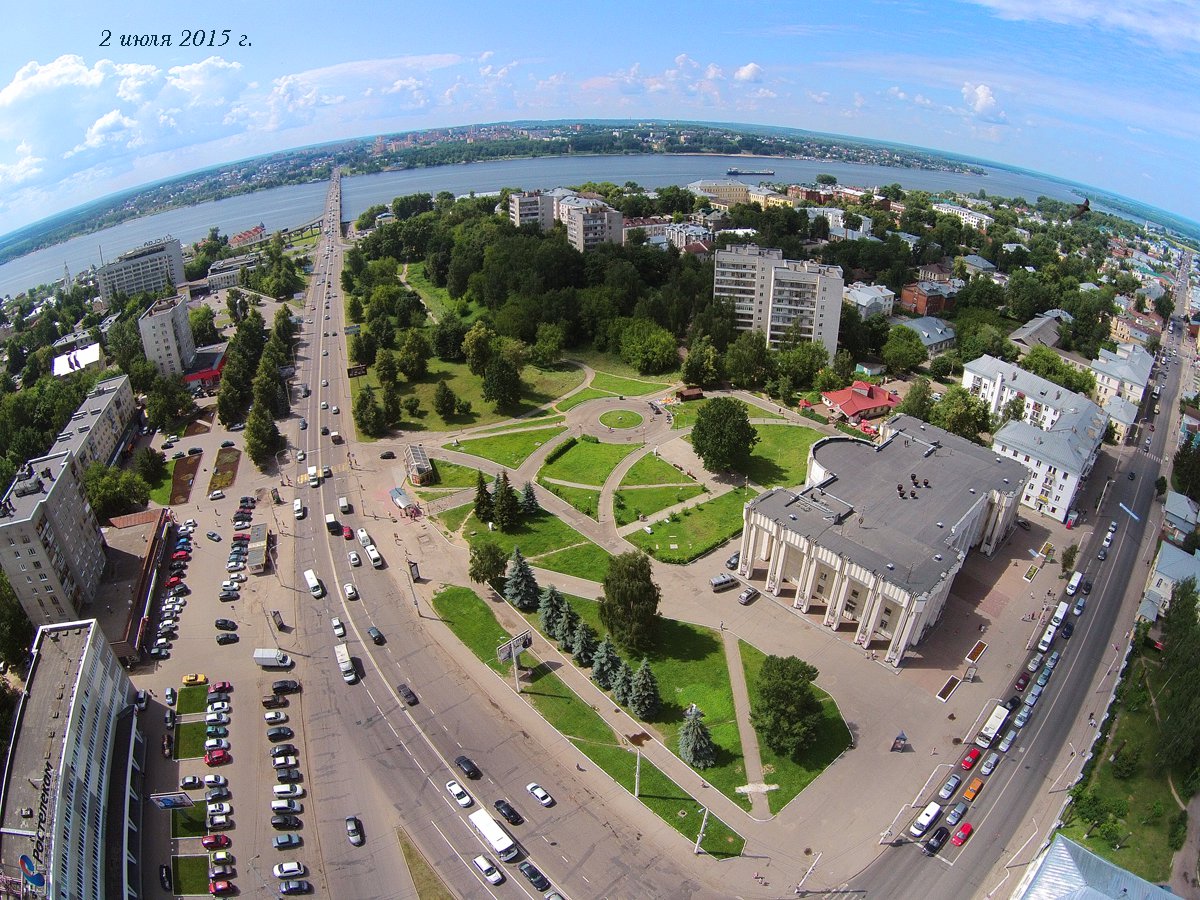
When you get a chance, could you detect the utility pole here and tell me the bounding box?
[692,806,710,855]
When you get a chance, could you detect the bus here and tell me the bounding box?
[467,810,519,862]
[975,703,1010,749]
[303,569,324,598]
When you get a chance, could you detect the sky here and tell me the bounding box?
[1,0,1199,235]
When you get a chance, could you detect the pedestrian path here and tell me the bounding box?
[722,630,772,820]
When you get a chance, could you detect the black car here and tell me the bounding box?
[494,799,523,825]
[276,768,302,783]
[221,440,235,448]
[1128,470,1136,481]
[455,755,481,779]
[187,447,203,455]
[320,426,330,436]
[397,683,419,706]
[273,679,301,694]
[271,814,301,830]
[924,826,951,857]
[1015,518,1031,531]
[1082,580,1092,595]
[267,726,295,742]
[1004,695,1022,711]
[518,862,550,891]
[215,619,237,631]
[725,551,740,570]
[271,743,298,757]
[216,633,239,645]
[380,450,396,459]
[1061,621,1075,640]
[159,864,172,891]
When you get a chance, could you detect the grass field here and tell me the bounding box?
[448,427,566,468]
[403,261,482,324]
[148,460,176,506]
[175,721,207,759]
[171,806,208,839]
[628,487,755,563]
[460,509,606,560]
[430,586,522,675]
[177,686,208,715]
[476,414,566,434]
[591,372,673,396]
[599,409,644,429]
[529,543,612,583]
[409,459,487,500]
[557,387,615,412]
[621,454,694,487]
[538,480,601,519]
[435,502,473,534]
[740,424,821,489]
[613,484,706,526]
[669,398,783,430]
[566,348,679,383]
[539,440,641,485]
[740,640,852,814]
[173,855,209,893]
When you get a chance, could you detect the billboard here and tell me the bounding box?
[347,364,368,378]
[149,791,195,810]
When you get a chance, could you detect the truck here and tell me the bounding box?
[253,648,292,669]
[334,643,356,683]
[325,513,339,534]
[307,465,320,488]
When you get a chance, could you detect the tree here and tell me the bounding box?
[374,349,399,387]
[724,330,773,389]
[396,328,431,380]
[571,621,599,666]
[897,376,934,421]
[678,709,717,769]
[599,551,661,654]
[473,471,493,523]
[681,335,721,387]
[538,585,566,638]
[1001,395,1026,423]
[691,396,759,472]
[468,539,507,587]
[590,636,621,689]
[433,381,457,419]
[482,355,522,409]
[243,405,282,466]
[82,463,149,520]
[0,571,33,667]
[882,325,927,375]
[928,385,991,442]
[351,331,378,366]
[521,481,539,515]
[1061,543,1079,575]
[555,604,581,646]
[132,446,167,484]
[750,654,825,756]
[492,472,519,531]
[463,321,497,375]
[353,384,386,437]
[530,323,565,368]
[628,659,662,719]
[189,305,219,346]
[612,660,634,705]
[503,548,540,611]
[145,375,196,429]
[619,319,677,375]
[402,396,420,417]
[433,314,469,361]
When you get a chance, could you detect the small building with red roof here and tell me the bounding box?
[821,381,900,421]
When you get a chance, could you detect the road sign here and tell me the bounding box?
[346,364,367,378]
[149,791,194,810]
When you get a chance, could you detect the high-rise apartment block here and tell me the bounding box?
[508,191,556,230]
[713,244,843,356]
[97,237,185,303]
[507,189,623,253]
[138,293,196,377]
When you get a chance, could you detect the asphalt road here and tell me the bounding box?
[838,261,1191,899]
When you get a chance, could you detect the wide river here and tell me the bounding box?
[0,153,1093,298]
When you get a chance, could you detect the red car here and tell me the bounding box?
[1014,673,1030,692]
[342,526,353,540]
[201,834,231,850]
[165,576,183,587]
[171,550,190,561]
[209,880,235,896]
[208,681,233,694]
[951,822,973,846]
[232,533,250,542]
[204,749,231,766]
[960,748,981,770]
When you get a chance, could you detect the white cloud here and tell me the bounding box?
[965,0,1200,52]
[0,55,105,107]
[704,64,724,80]
[111,63,160,103]
[734,62,764,82]
[807,90,830,104]
[0,141,43,186]
[66,109,139,157]
[854,92,866,109]
[961,81,997,115]
[165,57,244,107]
[888,86,908,100]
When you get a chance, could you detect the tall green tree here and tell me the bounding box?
[679,709,717,769]
[681,335,721,387]
[243,405,282,467]
[82,463,149,520]
[628,659,662,719]
[555,604,581,646]
[691,396,758,472]
[468,539,507,587]
[482,355,522,409]
[189,305,219,346]
[928,385,991,443]
[599,551,661,654]
[750,655,825,756]
[571,621,599,667]
[0,571,33,667]
[374,349,399,387]
[590,636,621,689]
[612,660,634,705]
[353,384,386,437]
[503,548,540,611]
[396,328,431,380]
[538,585,566,637]
[492,472,519,531]
[896,376,934,421]
[521,481,539,515]
[462,321,497,375]
[433,380,457,419]
[724,330,773,389]
[473,470,493,522]
[882,325,927,375]
[132,446,167,484]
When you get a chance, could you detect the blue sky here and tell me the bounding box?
[1,0,1198,232]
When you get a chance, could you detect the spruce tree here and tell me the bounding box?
[628,658,661,719]
[493,472,519,532]
[679,710,717,769]
[612,660,634,705]
[571,622,598,667]
[473,470,493,523]
[503,548,540,611]
[538,585,565,638]
[590,636,620,689]
[521,481,540,515]
[555,604,580,647]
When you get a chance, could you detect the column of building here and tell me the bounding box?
[822,558,854,628]
[854,577,888,646]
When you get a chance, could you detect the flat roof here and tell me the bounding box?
[96,509,169,656]
[1,451,74,525]
[139,293,185,320]
[0,621,93,873]
[747,415,1026,595]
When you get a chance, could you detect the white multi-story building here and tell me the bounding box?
[507,191,556,230]
[933,202,994,232]
[1091,343,1154,406]
[665,222,713,249]
[138,293,196,377]
[206,252,260,290]
[558,196,623,253]
[713,244,842,355]
[96,237,185,303]
[0,619,144,899]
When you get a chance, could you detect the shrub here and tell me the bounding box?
[542,437,576,466]
[1169,810,1189,851]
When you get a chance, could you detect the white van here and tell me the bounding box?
[1065,572,1083,596]
[303,569,323,598]
[1051,601,1070,628]
[910,802,942,837]
[338,496,350,514]
[307,465,320,488]
[365,544,382,568]
[357,527,371,547]
[1037,624,1057,653]
[293,499,305,520]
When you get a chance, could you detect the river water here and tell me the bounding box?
[0,153,1090,298]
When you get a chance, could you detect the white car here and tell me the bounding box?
[209,490,225,500]
[332,406,339,414]
[445,780,473,808]
[204,774,228,788]
[207,802,232,816]
[226,562,245,572]
[320,401,328,410]
[160,618,179,630]
[321,379,328,387]
[208,813,231,829]
[274,784,304,799]
[526,783,554,807]
[265,711,288,724]
[273,862,306,879]
[220,580,239,592]
[208,701,231,714]
[297,450,306,461]
[204,738,230,752]
[473,855,504,885]
[348,551,361,567]
[344,583,358,600]
[332,617,346,638]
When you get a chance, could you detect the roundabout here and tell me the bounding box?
[599,409,643,429]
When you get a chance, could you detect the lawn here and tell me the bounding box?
[740,640,852,814]
[613,484,706,526]
[670,398,783,430]
[173,855,209,894]
[448,427,566,468]
[176,721,208,759]
[557,387,616,413]
[148,460,176,506]
[1058,656,1183,882]
[599,409,644,429]
[539,440,641,485]
[566,347,679,383]
[398,828,455,900]
[477,414,565,434]
[621,454,695,487]
[177,686,208,715]
[408,459,486,500]
[591,372,676,396]
[403,261,482,324]
[171,806,208,839]
[461,509,607,560]
[739,424,821,489]
[529,543,612,583]
[435,502,473,534]
[628,487,755,564]
[538,480,600,519]
[430,586,524,675]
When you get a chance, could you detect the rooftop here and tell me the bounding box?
[1092,343,1154,390]
[51,342,103,377]
[994,400,1107,475]
[1014,834,1174,899]
[1102,394,1138,428]
[962,254,996,271]
[140,293,186,320]
[1154,542,1200,584]
[746,414,1026,595]
[1,451,75,525]
[1164,490,1200,528]
[900,316,955,348]
[46,374,130,460]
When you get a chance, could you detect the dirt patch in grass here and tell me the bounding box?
[182,408,214,437]
[170,456,202,505]
[207,448,241,492]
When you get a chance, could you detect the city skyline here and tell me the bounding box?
[0,0,1198,234]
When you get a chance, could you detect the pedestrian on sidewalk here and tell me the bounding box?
[719,620,724,631]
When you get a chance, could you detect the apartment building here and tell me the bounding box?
[713,244,842,355]
[899,281,957,316]
[206,252,260,290]
[1091,343,1154,406]
[687,178,752,205]
[558,196,623,253]
[96,237,185,303]
[933,202,995,232]
[137,293,196,377]
[507,190,556,230]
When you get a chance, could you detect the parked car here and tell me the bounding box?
[945,801,968,826]
[938,774,962,799]
[737,586,759,605]
[267,726,295,742]
[725,551,740,570]
[215,619,237,631]
[216,634,239,646]
[924,825,950,856]
[273,680,301,694]
[951,822,974,846]
[273,834,302,850]
[1014,673,1030,692]
[380,450,396,459]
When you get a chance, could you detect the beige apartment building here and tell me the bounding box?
[138,293,196,377]
[97,237,185,303]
